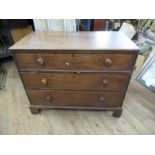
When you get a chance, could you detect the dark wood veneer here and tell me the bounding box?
[15,52,136,71]
[10,32,139,117]
[27,90,124,107]
[20,72,130,90]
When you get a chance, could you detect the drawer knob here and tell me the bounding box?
[41,78,47,85]
[104,58,112,67]
[37,57,44,65]
[102,79,108,87]
[100,96,105,102]
[46,94,52,101]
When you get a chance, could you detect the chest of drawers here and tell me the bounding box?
[10,32,139,117]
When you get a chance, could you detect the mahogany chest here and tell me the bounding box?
[10,32,139,117]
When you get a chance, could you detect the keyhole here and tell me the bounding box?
[65,62,70,66]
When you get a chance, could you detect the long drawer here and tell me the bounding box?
[21,72,130,90]
[15,52,136,71]
[27,90,124,107]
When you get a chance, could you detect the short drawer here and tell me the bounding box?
[21,72,130,90]
[15,52,136,71]
[27,90,124,107]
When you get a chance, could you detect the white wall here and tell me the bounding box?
[33,19,76,32]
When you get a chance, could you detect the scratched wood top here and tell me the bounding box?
[10,31,139,51]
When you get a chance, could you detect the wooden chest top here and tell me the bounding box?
[10,31,139,51]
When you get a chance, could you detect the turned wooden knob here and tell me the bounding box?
[102,79,108,87]
[41,78,47,85]
[104,58,112,67]
[46,94,52,101]
[37,57,44,65]
[100,96,105,102]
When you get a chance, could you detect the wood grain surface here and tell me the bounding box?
[10,31,139,50]
[15,52,136,71]
[27,89,124,107]
[20,72,130,90]
[1,61,155,134]
[9,31,139,117]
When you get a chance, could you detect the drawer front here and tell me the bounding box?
[27,90,124,107]
[15,52,136,71]
[21,72,130,90]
